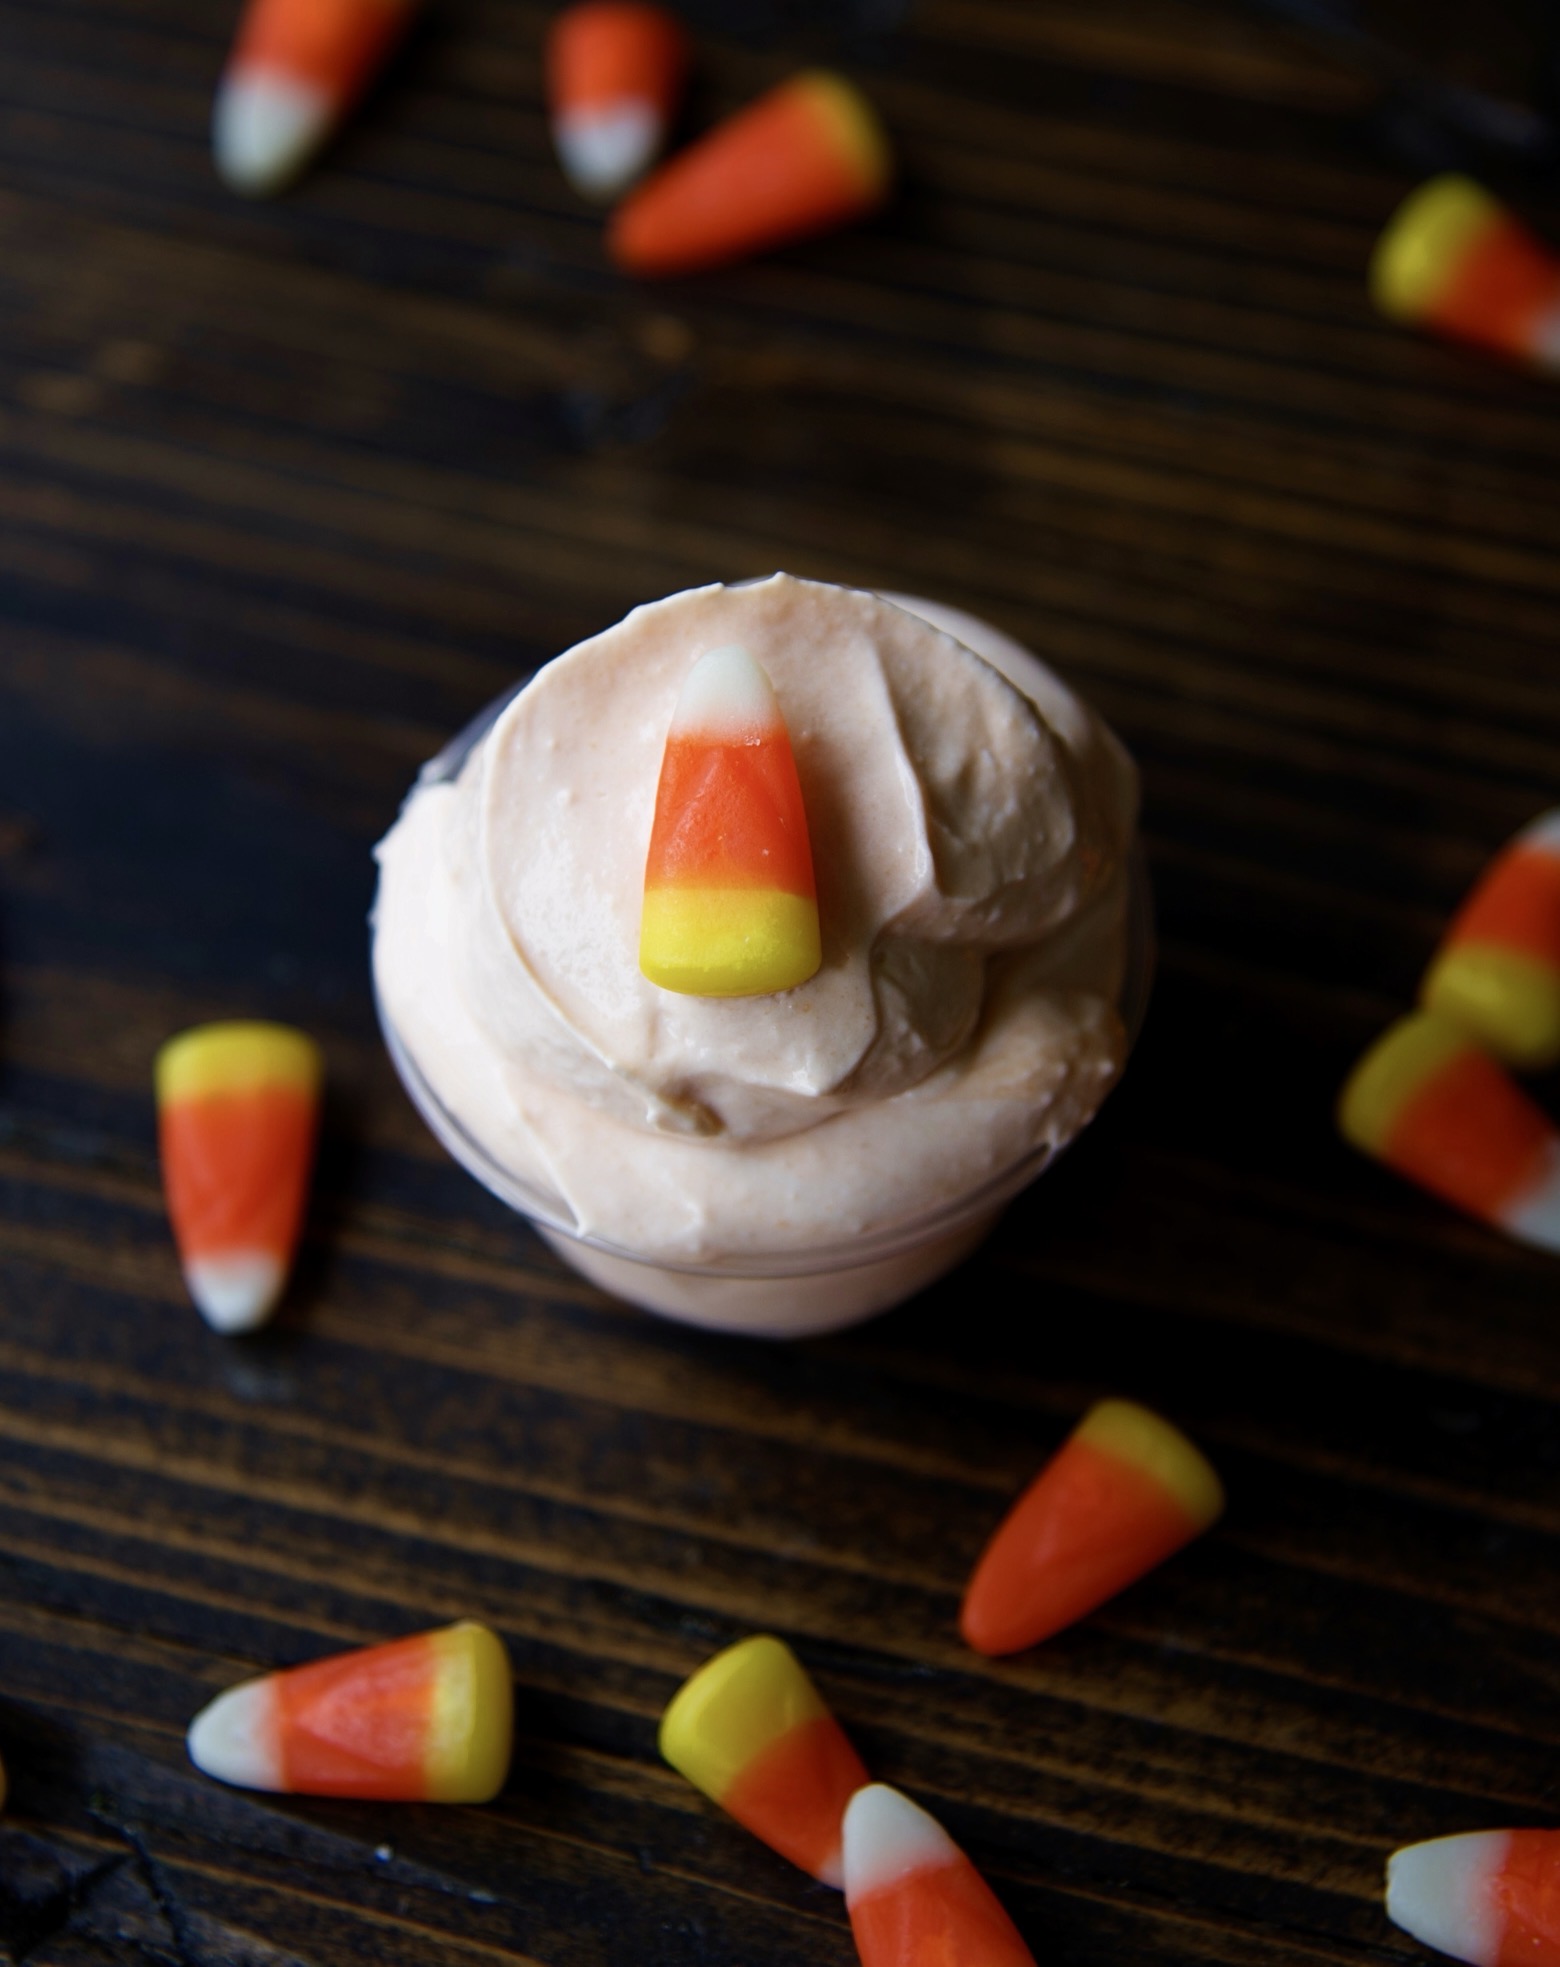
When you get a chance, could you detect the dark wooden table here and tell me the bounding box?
[3,1,1560,1962]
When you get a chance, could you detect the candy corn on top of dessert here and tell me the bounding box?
[156,1021,322,1333]
[610,71,892,277]
[1370,175,1560,365]
[547,0,687,199]
[640,645,822,997]
[1422,811,1560,1069]
[658,1634,868,1884]
[215,0,418,196]
[961,1398,1224,1656]
[187,1621,513,1802]
[843,1785,1037,1967]
[1387,1829,1560,1967]
[1338,1010,1560,1247]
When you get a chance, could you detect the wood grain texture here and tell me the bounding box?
[2,0,1559,1962]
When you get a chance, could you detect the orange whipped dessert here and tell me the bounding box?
[372,577,1140,1331]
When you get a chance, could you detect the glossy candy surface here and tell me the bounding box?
[547,0,687,199]
[960,1398,1224,1656]
[1338,1011,1560,1249]
[1387,1829,1560,1967]
[1422,812,1560,1069]
[187,1621,513,1802]
[1371,175,1560,369]
[844,1785,1037,1967]
[214,0,418,195]
[640,645,821,996]
[658,1634,868,1884]
[610,70,891,276]
[156,1021,322,1333]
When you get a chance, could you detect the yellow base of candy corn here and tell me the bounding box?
[1076,1400,1225,1528]
[659,1635,827,1803]
[156,1022,322,1102]
[423,1622,514,1803]
[1422,945,1560,1071]
[1337,1011,1466,1156]
[640,887,821,997]
[1370,175,1499,324]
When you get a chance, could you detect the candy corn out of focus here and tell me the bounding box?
[1422,812,1560,1070]
[844,1785,1037,1967]
[156,1021,322,1334]
[547,0,687,201]
[1338,1010,1560,1249]
[610,70,892,277]
[658,1634,869,1885]
[188,1621,513,1801]
[213,0,420,197]
[960,1399,1224,1657]
[1370,175,1560,370]
[640,645,822,996]
[1387,1829,1560,1967]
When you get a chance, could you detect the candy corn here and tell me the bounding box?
[1370,175,1560,370]
[547,0,687,201]
[187,1621,513,1801]
[1338,1010,1560,1249]
[658,1634,868,1885]
[609,70,892,277]
[639,645,821,996]
[156,1021,322,1334]
[1422,812,1560,1070]
[844,1785,1037,1967]
[960,1399,1224,1657]
[213,0,419,197]
[1387,1829,1560,1967]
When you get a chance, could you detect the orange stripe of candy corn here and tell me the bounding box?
[547,0,687,199]
[1422,812,1560,1069]
[658,1635,869,1885]
[1338,1012,1560,1241]
[156,1022,322,1333]
[187,1621,513,1802]
[640,646,821,996]
[960,1399,1224,1657]
[1370,176,1560,366]
[1387,1829,1560,1967]
[609,70,892,277]
[844,1785,1037,1967]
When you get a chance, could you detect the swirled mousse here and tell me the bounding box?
[372,577,1138,1266]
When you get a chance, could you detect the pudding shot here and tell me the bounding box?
[372,576,1144,1335]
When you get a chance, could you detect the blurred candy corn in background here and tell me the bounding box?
[214,0,421,196]
[961,1399,1224,1657]
[640,645,821,997]
[156,1021,322,1333]
[547,0,687,200]
[188,1621,513,1801]
[1422,812,1560,1069]
[844,1785,1037,1967]
[659,1635,868,1884]
[1387,1829,1560,1967]
[610,70,892,276]
[1339,1011,1560,1248]
[1371,175,1560,370]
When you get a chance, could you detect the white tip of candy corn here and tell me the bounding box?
[1386,1831,1510,1966]
[188,1679,283,1791]
[214,71,333,196]
[554,102,662,200]
[185,1253,286,1334]
[843,1784,959,1905]
[671,645,779,741]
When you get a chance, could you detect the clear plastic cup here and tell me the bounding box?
[375,671,1153,1340]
